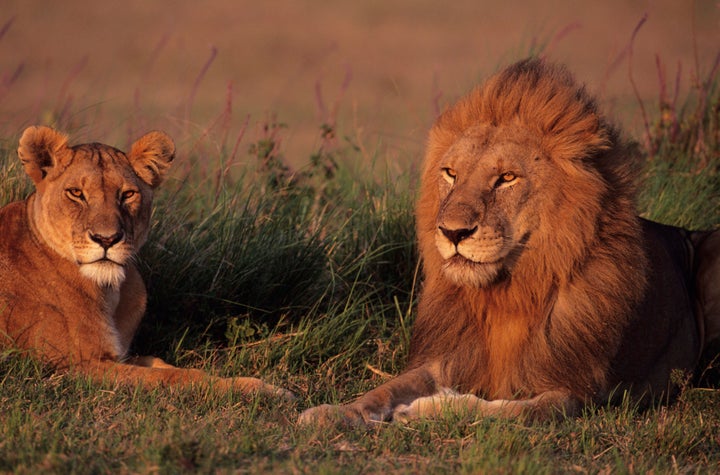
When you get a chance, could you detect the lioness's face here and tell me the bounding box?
[18,126,175,288]
[433,126,549,287]
[35,145,154,288]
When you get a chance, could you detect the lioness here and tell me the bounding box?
[299,59,720,426]
[0,126,291,398]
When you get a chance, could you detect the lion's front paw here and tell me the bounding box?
[393,392,459,422]
[393,400,434,423]
[392,403,415,423]
[393,392,488,422]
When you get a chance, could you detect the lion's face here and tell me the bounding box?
[431,125,554,287]
[18,126,174,288]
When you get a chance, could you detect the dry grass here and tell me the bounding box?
[2,0,719,164]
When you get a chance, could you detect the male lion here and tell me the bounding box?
[0,126,291,398]
[300,59,719,425]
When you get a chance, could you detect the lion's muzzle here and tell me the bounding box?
[439,225,477,246]
[435,224,506,263]
[435,223,509,287]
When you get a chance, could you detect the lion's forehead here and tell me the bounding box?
[446,128,541,169]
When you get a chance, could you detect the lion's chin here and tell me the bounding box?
[80,260,126,289]
[441,256,503,288]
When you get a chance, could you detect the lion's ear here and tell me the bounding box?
[128,131,175,188]
[17,126,71,185]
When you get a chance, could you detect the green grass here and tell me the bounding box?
[3,352,720,473]
[1,69,719,473]
[638,78,720,229]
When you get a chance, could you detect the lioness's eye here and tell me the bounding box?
[121,190,137,201]
[66,188,84,200]
[442,167,457,184]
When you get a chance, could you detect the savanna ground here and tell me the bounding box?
[1,1,720,473]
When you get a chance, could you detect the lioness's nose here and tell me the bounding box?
[439,225,477,246]
[90,231,124,250]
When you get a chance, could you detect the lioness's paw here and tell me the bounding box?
[259,382,296,401]
[297,404,346,426]
[226,377,295,400]
[297,404,368,428]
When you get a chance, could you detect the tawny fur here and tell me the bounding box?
[299,59,719,427]
[0,126,292,399]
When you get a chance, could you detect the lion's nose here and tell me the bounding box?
[90,231,124,250]
[439,226,477,246]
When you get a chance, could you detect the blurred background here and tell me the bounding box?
[1,0,718,168]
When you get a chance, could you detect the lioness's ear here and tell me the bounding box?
[17,126,71,184]
[128,131,175,188]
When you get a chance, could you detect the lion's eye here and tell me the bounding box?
[121,190,137,202]
[494,172,518,189]
[442,167,457,184]
[66,188,84,200]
